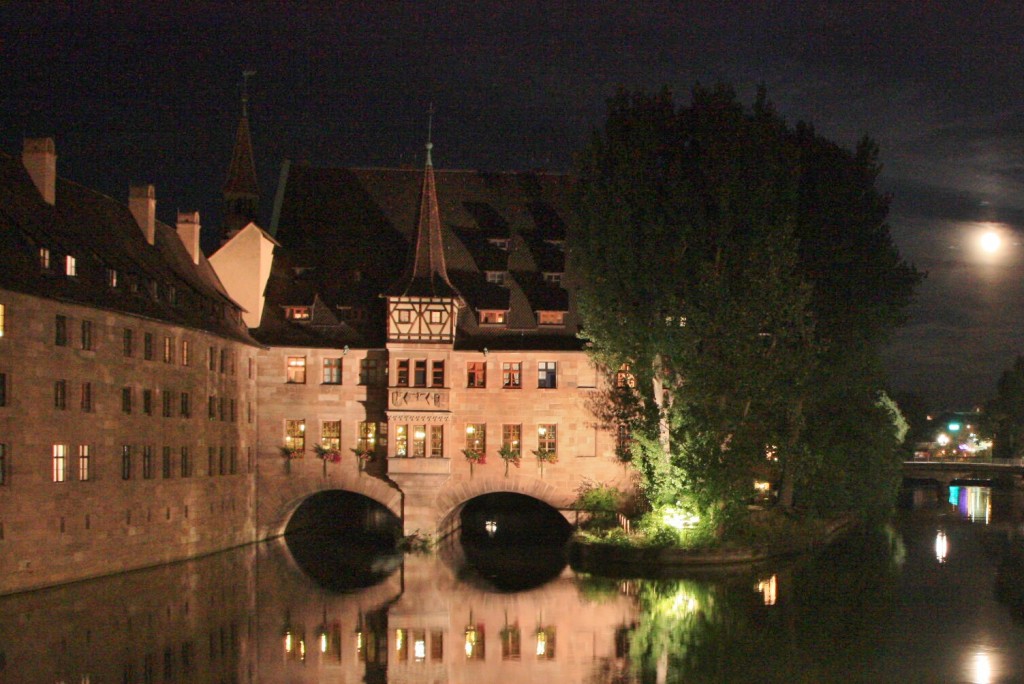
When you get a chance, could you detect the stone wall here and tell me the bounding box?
[0,289,258,595]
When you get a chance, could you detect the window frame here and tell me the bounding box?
[322,357,342,385]
[286,356,307,384]
[538,361,557,389]
[502,361,522,389]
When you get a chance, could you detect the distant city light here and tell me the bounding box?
[935,530,949,563]
[980,231,1001,253]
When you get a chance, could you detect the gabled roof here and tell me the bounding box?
[0,148,256,345]
[259,160,581,349]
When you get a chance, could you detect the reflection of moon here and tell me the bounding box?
[980,231,1001,253]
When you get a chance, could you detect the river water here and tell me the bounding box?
[5,484,1024,683]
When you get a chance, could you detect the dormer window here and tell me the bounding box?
[485,271,508,286]
[285,306,311,321]
[65,255,77,277]
[546,239,565,252]
[488,238,510,251]
[479,310,507,325]
[338,306,367,322]
[542,272,562,285]
[537,311,565,326]
[39,247,50,270]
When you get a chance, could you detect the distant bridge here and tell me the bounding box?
[902,458,1024,486]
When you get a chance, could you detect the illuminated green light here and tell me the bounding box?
[949,422,961,432]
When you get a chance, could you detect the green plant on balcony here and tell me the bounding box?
[498,444,521,477]
[534,448,557,476]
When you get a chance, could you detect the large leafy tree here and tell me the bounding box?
[984,356,1024,459]
[572,85,919,527]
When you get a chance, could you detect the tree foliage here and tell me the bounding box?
[572,85,920,523]
[984,355,1024,459]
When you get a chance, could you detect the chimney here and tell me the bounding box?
[22,138,57,205]
[176,210,202,264]
[129,184,156,245]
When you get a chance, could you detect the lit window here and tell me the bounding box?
[467,361,486,388]
[430,425,444,458]
[286,306,310,320]
[412,424,427,457]
[466,424,485,454]
[537,311,565,326]
[502,424,521,455]
[485,271,507,286]
[107,268,118,288]
[489,238,510,251]
[286,356,307,384]
[163,336,174,363]
[538,424,557,453]
[78,444,91,481]
[428,309,444,324]
[395,425,408,457]
[39,247,50,270]
[357,422,378,453]
[322,358,342,384]
[65,255,76,276]
[616,364,636,388]
[535,627,556,660]
[322,420,341,450]
[397,309,412,324]
[502,362,521,388]
[285,419,306,453]
[0,303,6,337]
[52,444,67,482]
[480,310,506,325]
[542,272,562,285]
[181,339,190,366]
[538,361,556,388]
[501,625,521,660]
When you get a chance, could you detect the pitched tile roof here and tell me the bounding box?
[260,163,581,350]
[0,148,256,345]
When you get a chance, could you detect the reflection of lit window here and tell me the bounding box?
[536,627,556,659]
[430,629,444,661]
[757,575,777,606]
[284,630,306,662]
[413,629,426,662]
[464,625,485,660]
[356,631,365,662]
[396,628,408,661]
[935,530,948,563]
[501,625,521,660]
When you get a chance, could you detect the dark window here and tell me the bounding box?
[81,320,93,350]
[538,361,557,389]
[360,358,383,385]
[414,360,427,387]
[431,361,445,387]
[180,447,191,477]
[180,392,190,418]
[123,328,133,357]
[80,382,92,412]
[143,333,153,360]
[121,445,132,480]
[162,391,172,417]
[162,446,172,478]
[0,372,5,406]
[467,362,486,388]
[142,446,153,479]
[122,387,132,413]
[502,362,522,389]
[0,443,7,485]
[396,360,409,387]
[208,396,216,419]
[55,315,67,346]
[322,357,342,384]
[54,379,67,409]
[143,389,153,415]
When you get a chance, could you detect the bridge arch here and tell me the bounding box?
[433,473,576,540]
[259,472,402,539]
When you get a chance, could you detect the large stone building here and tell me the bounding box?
[0,112,632,595]
[0,139,259,595]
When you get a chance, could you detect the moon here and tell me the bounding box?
[980,230,1001,253]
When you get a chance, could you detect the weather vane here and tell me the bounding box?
[241,70,256,117]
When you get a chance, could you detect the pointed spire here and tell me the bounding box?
[391,109,460,299]
[223,71,260,240]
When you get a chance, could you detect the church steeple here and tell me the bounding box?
[391,110,459,299]
[385,113,462,345]
[222,70,260,242]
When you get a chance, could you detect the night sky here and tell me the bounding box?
[4,2,1024,410]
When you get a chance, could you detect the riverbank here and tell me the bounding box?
[568,513,858,576]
